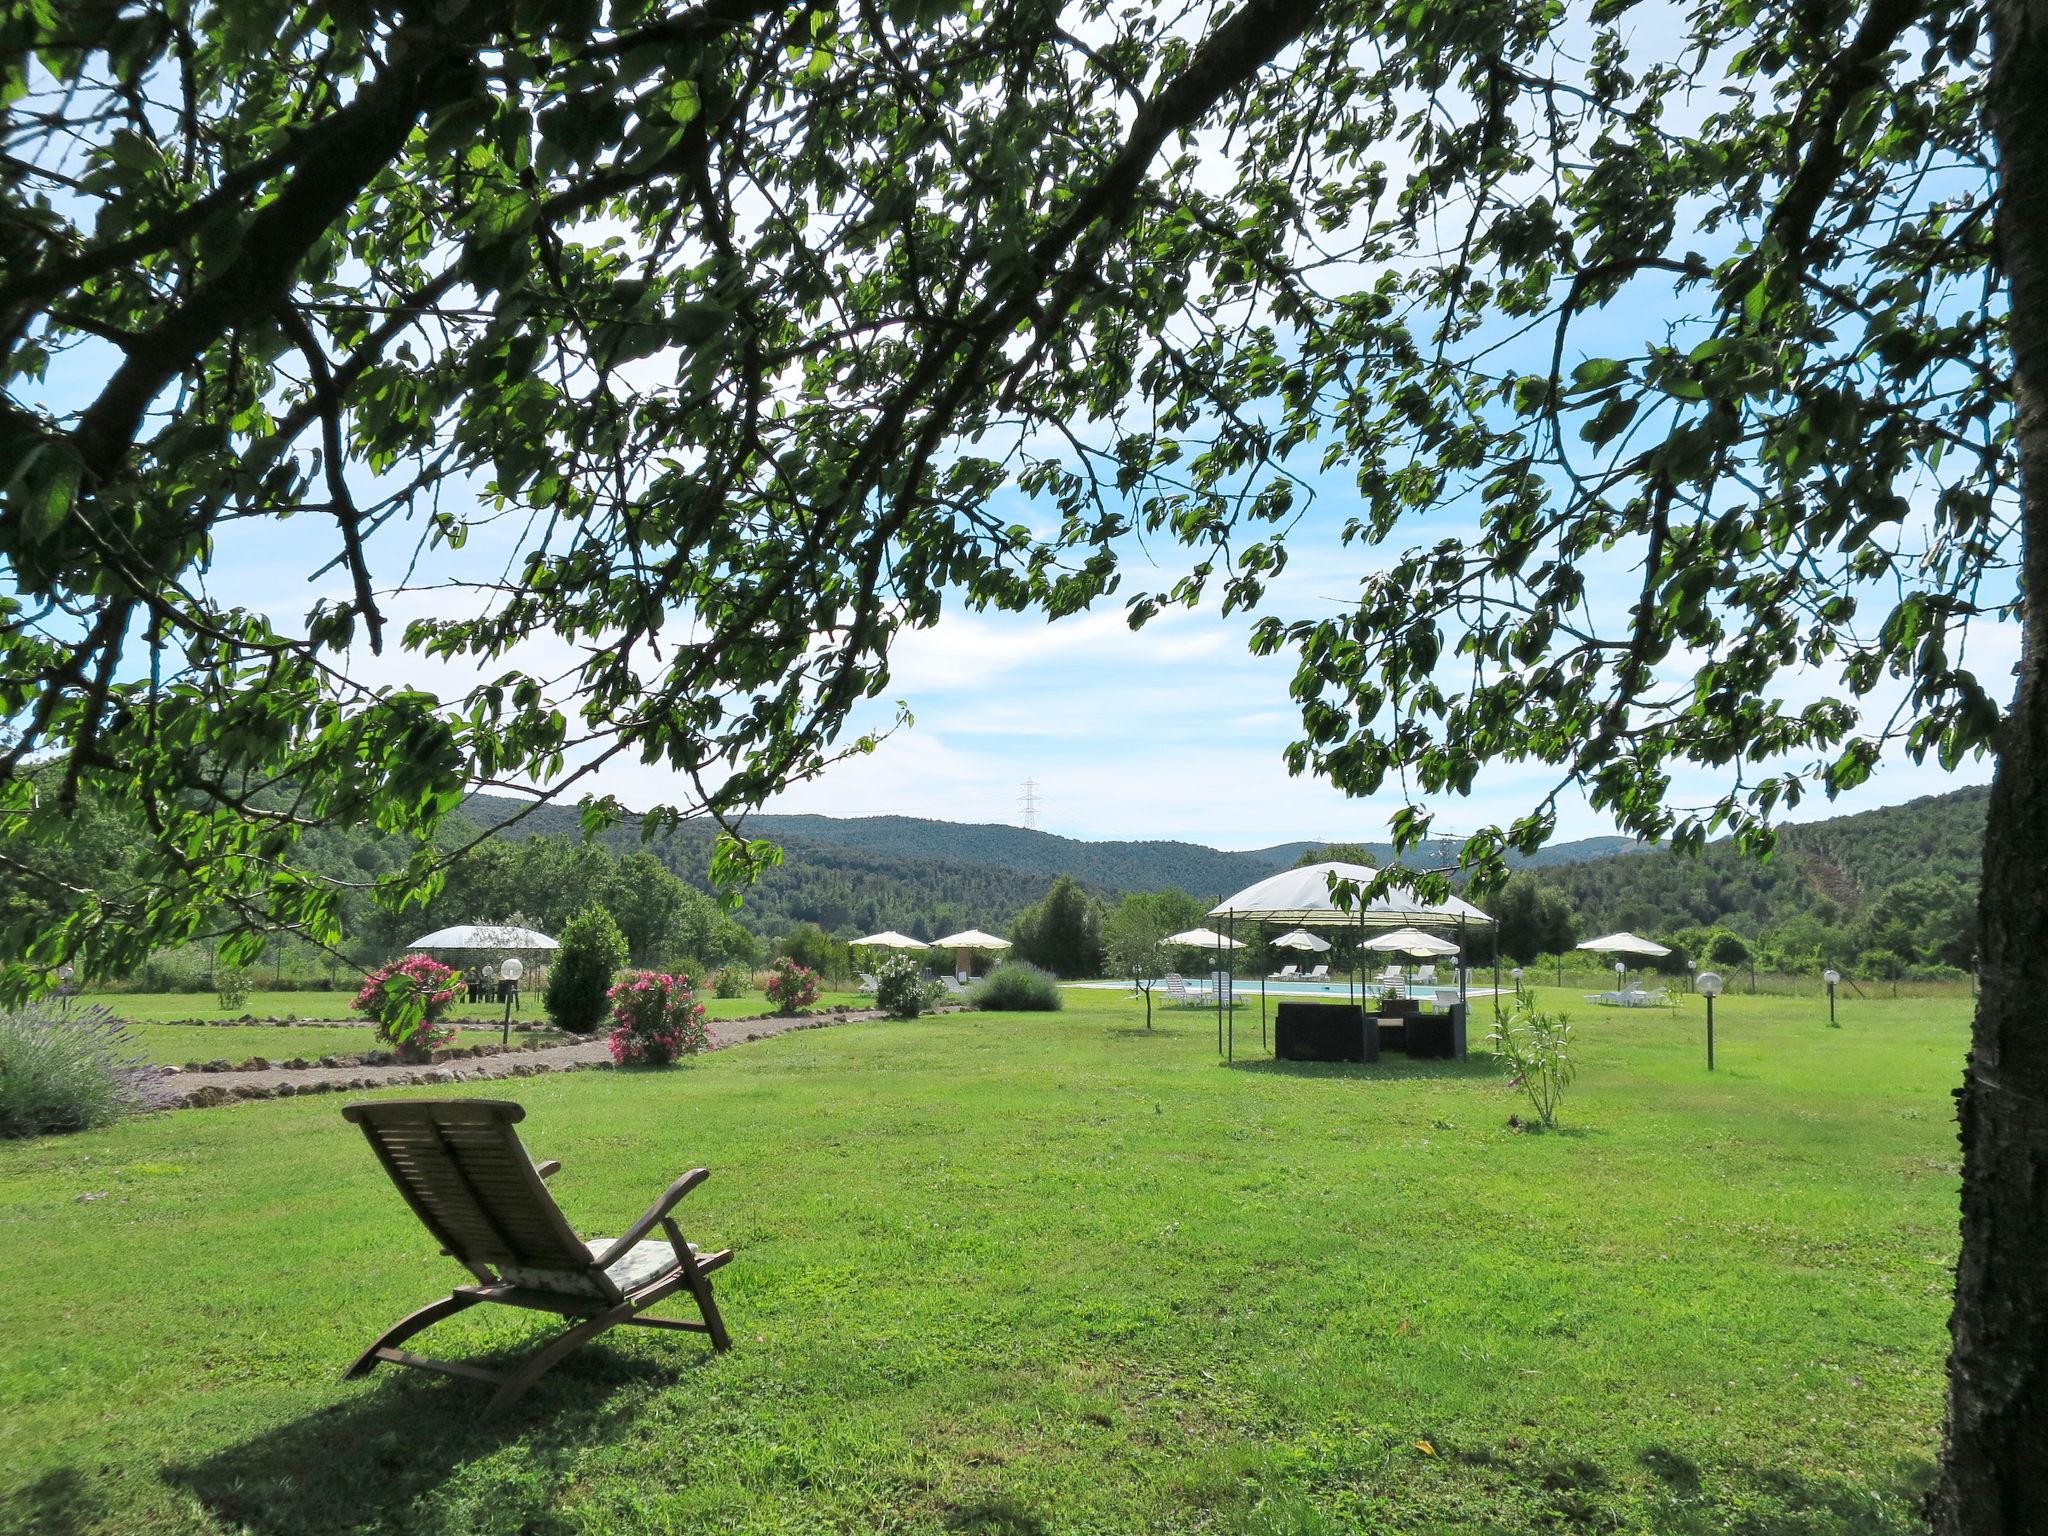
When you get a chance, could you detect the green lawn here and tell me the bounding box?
[0,987,1963,1534]
[90,988,869,1024]
[123,1023,391,1065]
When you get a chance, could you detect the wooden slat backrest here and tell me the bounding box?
[344,1100,591,1274]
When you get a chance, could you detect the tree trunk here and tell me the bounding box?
[1931,0,2048,1528]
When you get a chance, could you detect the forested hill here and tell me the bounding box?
[461,794,1652,934]
[460,799,1262,936]
[1533,784,1990,937]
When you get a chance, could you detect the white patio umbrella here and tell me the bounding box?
[407,923,559,951]
[1165,928,1244,1007]
[1576,931,1670,990]
[1363,926,1461,956]
[931,928,1012,979]
[1575,931,1672,957]
[1163,927,1245,949]
[849,930,928,951]
[1270,929,1332,953]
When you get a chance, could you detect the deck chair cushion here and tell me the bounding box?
[498,1238,696,1297]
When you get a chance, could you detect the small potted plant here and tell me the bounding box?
[764,956,822,1015]
[606,971,710,1065]
[353,954,462,1063]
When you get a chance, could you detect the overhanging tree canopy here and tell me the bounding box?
[3,0,2043,1524]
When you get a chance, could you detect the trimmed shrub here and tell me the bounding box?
[0,1003,149,1138]
[353,954,462,1060]
[874,955,943,1019]
[545,905,630,1034]
[711,966,751,999]
[764,956,821,1015]
[606,971,710,1065]
[970,961,1063,1012]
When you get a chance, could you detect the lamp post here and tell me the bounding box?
[500,957,525,1044]
[1823,968,1840,1028]
[56,962,75,1015]
[1687,959,1697,993]
[1697,971,1724,1069]
[1615,959,1627,995]
[1509,966,1524,999]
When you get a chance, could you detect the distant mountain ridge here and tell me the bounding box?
[459,784,1986,943]
[460,793,1650,935]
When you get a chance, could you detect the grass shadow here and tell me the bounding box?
[0,1468,104,1536]
[941,1496,1050,1535]
[1222,1055,1499,1083]
[159,1340,714,1536]
[1448,1442,1932,1535]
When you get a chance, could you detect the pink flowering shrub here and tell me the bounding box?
[354,954,462,1060]
[607,971,709,1066]
[764,956,822,1015]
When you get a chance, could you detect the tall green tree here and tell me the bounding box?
[543,904,629,1034]
[3,0,2042,1517]
[1010,875,1104,978]
[1486,876,1578,966]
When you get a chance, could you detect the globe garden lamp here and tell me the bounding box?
[1823,968,1841,1027]
[56,962,75,1013]
[1697,970,1725,1070]
[499,957,526,1043]
[1510,966,1524,998]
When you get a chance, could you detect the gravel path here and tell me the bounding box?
[147,1005,948,1109]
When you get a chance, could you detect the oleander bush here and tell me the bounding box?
[874,955,944,1019]
[712,966,751,999]
[212,965,250,1010]
[971,961,1063,1012]
[1488,989,1577,1130]
[0,1003,150,1138]
[352,955,462,1061]
[606,971,710,1065]
[765,956,822,1015]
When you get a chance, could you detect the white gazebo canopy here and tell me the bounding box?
[1210,862,1493,928]
[1163,927,1245,949]
[1576,931,1671,957]
[1363,926,1462,957]
[1270,928,1332,953]
[850,930,927,950]
[407,923,559,951]
[931,929,1011,950]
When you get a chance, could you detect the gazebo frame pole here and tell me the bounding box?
[1226,913,1235,1061]
[1458,915,1469,1005]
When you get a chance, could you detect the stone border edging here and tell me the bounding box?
[150,1003,973,1110]
[164,1036,570,1074]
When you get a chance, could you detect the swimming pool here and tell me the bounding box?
[1067,978,1507,1002]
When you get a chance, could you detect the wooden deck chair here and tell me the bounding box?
[341,1099,731,1415]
